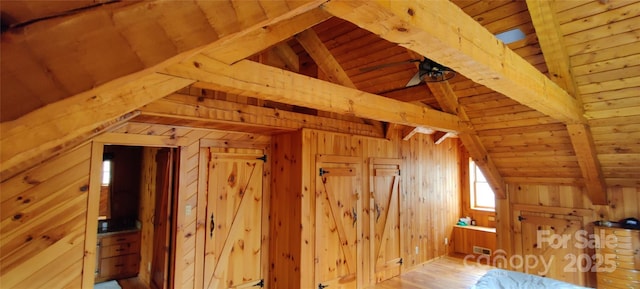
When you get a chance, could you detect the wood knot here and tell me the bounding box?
[13,213,23,220]
[407,8,415,16]
[193,61,201,68]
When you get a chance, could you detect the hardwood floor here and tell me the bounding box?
[368,256,494,289]
[116,256,491,289]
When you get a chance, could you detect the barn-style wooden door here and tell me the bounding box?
[516,208,586,286]
[315,155,362,289]
[204,150,265,289]
[369,158,402,283]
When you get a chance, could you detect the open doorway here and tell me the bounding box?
[95,145,179,289]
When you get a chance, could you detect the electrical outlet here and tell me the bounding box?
[488,216,496,222]
[444,237,448,245]
[148,262,151,272]
[415,246,419,254]
[185,204,192,216]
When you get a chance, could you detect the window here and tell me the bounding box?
[469,159,495,211]
[101,159,112,186]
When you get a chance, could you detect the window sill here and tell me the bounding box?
[454,224,496,233]
[470,207,495,213]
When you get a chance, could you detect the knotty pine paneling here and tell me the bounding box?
[497,183,640,287]
[270,128,462,288]
[0,143,92,289]
[400,133,462,267]
[2,120,463,289]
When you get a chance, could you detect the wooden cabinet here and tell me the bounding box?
[96,231,141,283]
[595,226,640,289]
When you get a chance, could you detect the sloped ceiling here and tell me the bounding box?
[1,0,639,204]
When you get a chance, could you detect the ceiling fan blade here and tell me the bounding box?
[405,71,422,87]
[359,59,420,72]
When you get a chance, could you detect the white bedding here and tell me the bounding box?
[471,269,592,289]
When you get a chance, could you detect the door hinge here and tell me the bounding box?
[518,215,526,222]
[253,279,264,288]
[319,168,330,176]
[256,155,267,162]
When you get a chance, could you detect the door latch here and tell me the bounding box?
[318,283,329,289]
[253,279,264,288]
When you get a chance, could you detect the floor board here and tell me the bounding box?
[367,256,494,289]
[116,256,493,289]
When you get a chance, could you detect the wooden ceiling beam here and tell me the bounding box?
[272,43,300,72]
[137,93,384,138]
[163,55,469,133]
[295,28,356,88]
[567,124,608,205]
[433,131,457,145]
[294,27,389,133]
[322,0,585,124]
[427,81,507,199]
[0,1,331,178]
[402,126,435,141]
[527,0,607,205]
[0,73,190,181]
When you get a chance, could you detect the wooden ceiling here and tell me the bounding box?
[1,0,639,203]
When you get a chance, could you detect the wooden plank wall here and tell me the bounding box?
[400,132,462,267]
[270,128,462,288]
[496,183,640,286]
[1,121,462,289]
[0,143,93,289]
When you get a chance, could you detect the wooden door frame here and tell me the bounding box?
[314,154,363,289]
[195,141,271,289]
[82,138,182,289]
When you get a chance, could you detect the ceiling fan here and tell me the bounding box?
[359,57,456,86]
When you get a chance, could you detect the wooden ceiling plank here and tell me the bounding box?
[579,75,640,95]
[322,0,585,124]
[558,2,640,35]
[295,28,356,88]
[162,55,468,133]
[427,81,506,199]
[201,6,332,65]
[563,17,640,47]
[571,42,640,67]
[567,124,608,205]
